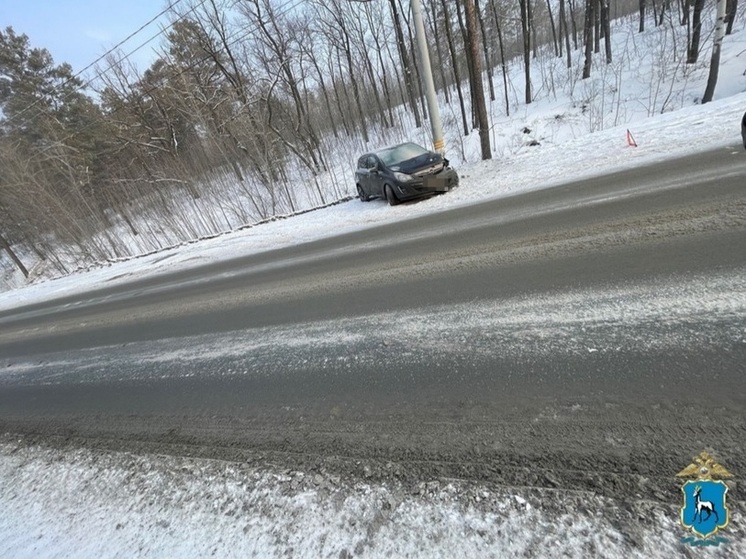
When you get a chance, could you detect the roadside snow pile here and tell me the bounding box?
[3,439,736,559]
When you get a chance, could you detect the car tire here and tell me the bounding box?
[384,184,400,206]
[357,185,369,202]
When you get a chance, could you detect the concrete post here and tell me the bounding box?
[410,0,445,155]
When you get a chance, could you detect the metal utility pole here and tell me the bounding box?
[410,0,446,155]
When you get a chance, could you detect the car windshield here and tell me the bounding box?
[376,142,429,166]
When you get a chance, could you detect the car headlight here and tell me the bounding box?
[393,172,414,183]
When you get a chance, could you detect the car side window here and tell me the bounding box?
[357,156,367,170]
[366,156,378,170]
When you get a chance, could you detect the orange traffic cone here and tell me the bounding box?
[626,129,638,147]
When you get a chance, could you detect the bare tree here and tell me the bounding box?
[0,230,29,277]
[440,0,469,135]
[389,0,422,128]
[424,0,450,104]
[639,0,646,32]
[475,0,496,102]
[687,0,706,63]
[725,0,738,34]
[600,0,612,63]
[488,0,512,115]
[519,0,533,103]
[702,0,728,103]
[560,0,573,68]
[547,0,560,56]
[241,0,326,169]
[464,0,492,158]
[582,0,595,79]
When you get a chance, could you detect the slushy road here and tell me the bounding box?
[1,145,744,502]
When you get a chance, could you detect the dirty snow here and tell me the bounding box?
[2,441,740,559]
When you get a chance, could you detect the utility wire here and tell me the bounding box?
[5,0,307,138]
[6,0,193,127]
[32,0,308,155]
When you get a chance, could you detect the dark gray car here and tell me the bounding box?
[355,142,459,206]
[741,111,746,149]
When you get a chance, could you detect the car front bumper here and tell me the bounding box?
[395,168,460,199]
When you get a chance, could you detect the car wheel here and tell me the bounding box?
[384,184,400,206]
[357,184,371,202]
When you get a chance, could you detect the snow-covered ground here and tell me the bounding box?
[2,438,741,559]
[1,11,746,559]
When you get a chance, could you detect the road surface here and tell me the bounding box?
[1,145,744,511]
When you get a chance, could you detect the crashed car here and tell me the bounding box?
[355,142,459,206]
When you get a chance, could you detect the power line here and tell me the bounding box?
[32,0,308,155]
[77,0,190,81]
[6,0,193,127]
[4,0,307,139]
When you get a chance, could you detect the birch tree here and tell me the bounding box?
[702,0,727,103]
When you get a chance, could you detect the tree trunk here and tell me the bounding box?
[490,0,511,116]
[583,0,595,79]
[441,0,469,135]
[547,0,560,57]
[309,52,338,139]
[681,0,690,26]
[725,0,738,34]
[560,0,573,68]
[702,0,727,103]
[498,26,511,117]
[330,52,352,136]
[688,0,706,63]
[454,0,478,128]
[569,0,579,49]
[355,22,389,128]
[594,0,601,53]
[426,0,451,104]
[601,0,612,63]
[658,0,669,25]
[475,0,496,102]
[389,0,422,128]
[463,0,492,159]
[0,231,29,278]
[639,0,646,32]
[342,32,369,144]
[399,0,428,121]
[519,0,532,104]
[529,0,538,60]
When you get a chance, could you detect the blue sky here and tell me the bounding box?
[2,0,171,76]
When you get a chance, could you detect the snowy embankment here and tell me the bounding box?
[1,91,745,314]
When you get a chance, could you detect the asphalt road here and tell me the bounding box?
[1,145,745,503]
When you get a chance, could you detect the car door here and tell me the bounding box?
[356,156,369,195]
[367,155,386,198]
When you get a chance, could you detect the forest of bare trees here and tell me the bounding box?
[0,0,739,280]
